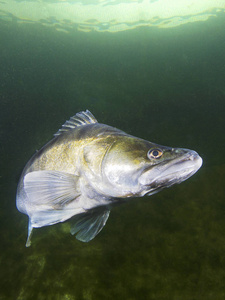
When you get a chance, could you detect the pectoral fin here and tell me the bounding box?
[70,207,110,242]
[23,170,110,245]
[24,170,84,229]
[24,170,80,208]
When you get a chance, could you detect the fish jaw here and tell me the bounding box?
[138,149,203,196]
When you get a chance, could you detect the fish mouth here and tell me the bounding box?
[139,149,203,195]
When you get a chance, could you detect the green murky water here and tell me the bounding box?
[0,11,225,300]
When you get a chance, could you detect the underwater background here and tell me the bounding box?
[0,4,225,300]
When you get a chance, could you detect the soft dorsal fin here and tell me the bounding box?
[54,110,98,137]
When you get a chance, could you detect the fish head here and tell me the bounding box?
[96,136,203,198]
[138,146,203,196]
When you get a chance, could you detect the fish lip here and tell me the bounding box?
[139,150,203,189]
[156,150,202,174]
[169,151,202,171]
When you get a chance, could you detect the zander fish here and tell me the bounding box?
[16,110,202,246]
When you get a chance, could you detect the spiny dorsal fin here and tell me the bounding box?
[54,110,98,137]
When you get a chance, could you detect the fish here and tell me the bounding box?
[16,110,203,247]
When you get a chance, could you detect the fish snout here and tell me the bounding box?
[138,148,203,192]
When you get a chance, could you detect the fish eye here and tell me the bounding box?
[148,149,163,159]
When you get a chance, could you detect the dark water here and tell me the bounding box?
[0,13,225,300]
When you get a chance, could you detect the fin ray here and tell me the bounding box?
[24,170,80,208]
[25,219,33,247]
[70,208,110,242]
[54,110,98,137]
[24,170,83,228]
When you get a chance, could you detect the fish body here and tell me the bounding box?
[16,110,202,246]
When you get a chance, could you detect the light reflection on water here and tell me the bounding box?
[0,0,224,33]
